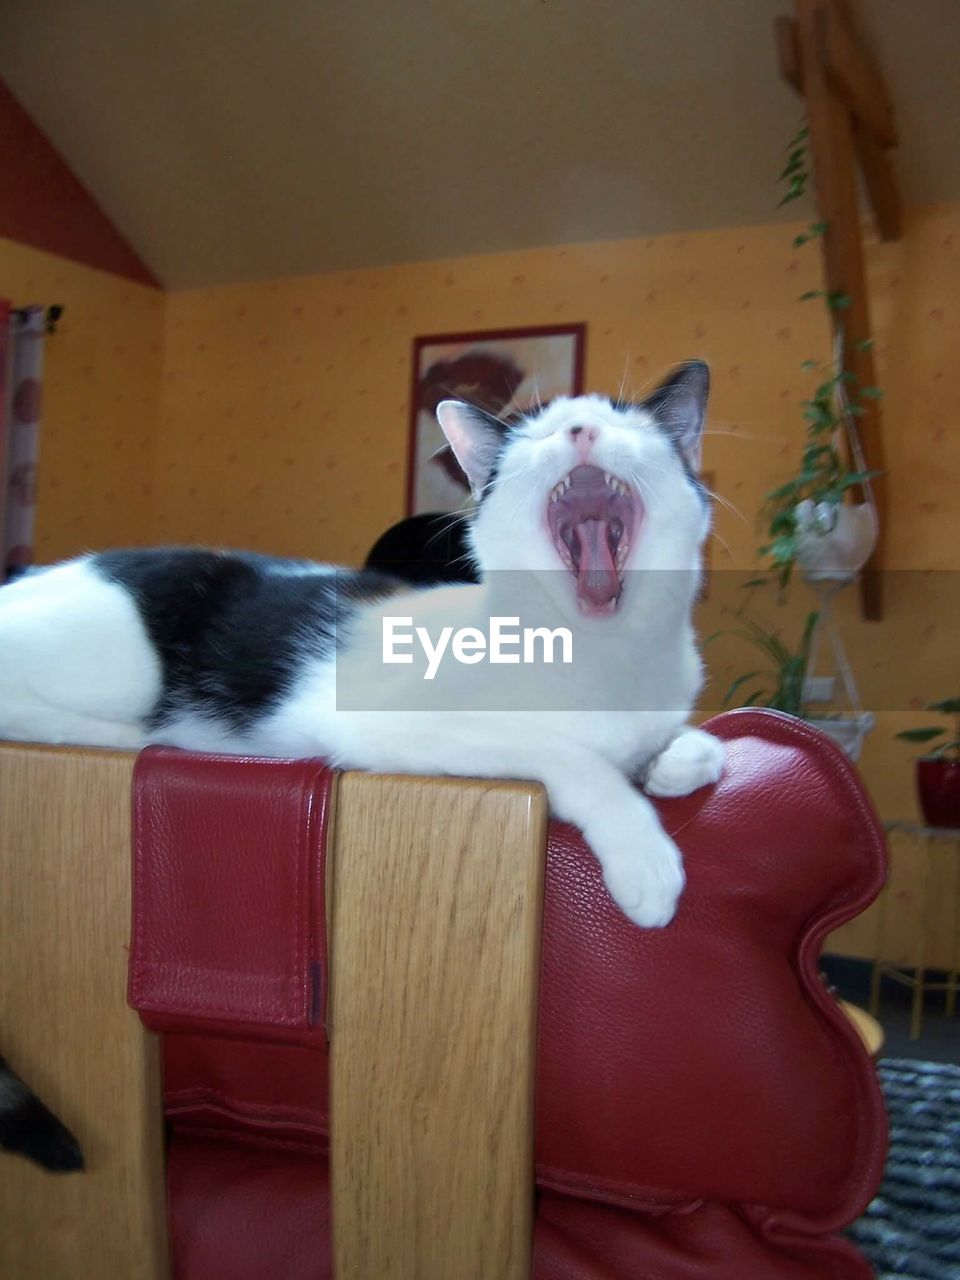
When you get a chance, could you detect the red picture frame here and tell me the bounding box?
[406,323,586,517]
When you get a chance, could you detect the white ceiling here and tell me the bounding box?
[1,0,957,289]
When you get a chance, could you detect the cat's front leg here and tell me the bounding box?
[332,719,685,927]
[642,727,725,799]
[575,786,686,928]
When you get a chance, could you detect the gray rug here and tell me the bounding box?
[848,1058,960,1280]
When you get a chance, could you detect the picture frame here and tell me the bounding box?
[407,323,586,517]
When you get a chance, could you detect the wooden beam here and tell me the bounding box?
[329,772,547,1280]
[776,9,901,242]
[794,0,888,619]
[852,115,903,240]
[817,3,898,148]
[774,15,802,93]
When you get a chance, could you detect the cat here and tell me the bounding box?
[0,360,723,930]
[0,360,724,1167]
[0,1055,84,1171]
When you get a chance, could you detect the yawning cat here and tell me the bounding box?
[0,360,723,933]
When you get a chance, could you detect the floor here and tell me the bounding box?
[822,954,960,1065]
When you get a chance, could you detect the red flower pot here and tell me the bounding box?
[917,757,960,829]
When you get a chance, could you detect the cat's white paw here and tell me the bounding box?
[644,729,725,799]
[600,827,686,928]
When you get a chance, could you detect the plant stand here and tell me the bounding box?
[803,578,874,761]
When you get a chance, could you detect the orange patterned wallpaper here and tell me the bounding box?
[157,220,830,564]
[1,235,165,557]
[156,206,959,572]
[6,204,959,962]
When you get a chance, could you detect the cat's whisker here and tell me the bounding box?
[707,528,734,560]
[701,489,748,524]
[700,427,763,441]
[616,354,631,409]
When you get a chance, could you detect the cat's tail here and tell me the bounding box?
[0,1055,84,1172]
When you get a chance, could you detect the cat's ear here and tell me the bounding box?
[641,360,709,470]
[435,401,504,498]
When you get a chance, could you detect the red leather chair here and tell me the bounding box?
[129,709,887,1279]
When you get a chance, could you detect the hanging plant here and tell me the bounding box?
[760,124,883,588]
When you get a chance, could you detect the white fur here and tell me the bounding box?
[0,560,158,749]
[0,390,723,927]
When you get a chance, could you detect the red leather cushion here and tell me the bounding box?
[167,1134,330,1280]
[532,1192,876,1280]
[129,709,887,1280]
[535,710,887,1231]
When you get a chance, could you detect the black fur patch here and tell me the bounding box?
[365,514,478,585]
[633,361,711,508]
[95,549,404,732]
[0,1057,84,1173]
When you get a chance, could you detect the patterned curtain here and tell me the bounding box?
[2,305,46,582]
[0,298,9,572]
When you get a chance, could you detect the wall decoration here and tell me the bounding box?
[407,324,585,516]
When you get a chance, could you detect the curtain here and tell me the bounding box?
[2,304,46,582]
[0,299,9,572]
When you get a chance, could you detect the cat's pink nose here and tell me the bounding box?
[569,425,598,442]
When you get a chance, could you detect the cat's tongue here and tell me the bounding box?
[574,519,620,608]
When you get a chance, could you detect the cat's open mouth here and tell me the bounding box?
[546,465,639,615]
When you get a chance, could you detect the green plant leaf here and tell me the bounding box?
[827,291,852,310]
[855,338,875,351]
[929,698,960,715]
[768,511,797,535]
[740,578,769,589]
[798,290,823,301]
[837,469,884,490]
[859,386,885,399]
[895,727,946,743]
[722,672,762,708]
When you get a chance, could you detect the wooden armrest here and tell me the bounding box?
[0,744,547,1280]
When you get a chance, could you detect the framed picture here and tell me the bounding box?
[407,323,586,516]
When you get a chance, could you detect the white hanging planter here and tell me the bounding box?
[806,712,875,763]
[794,499,878,584]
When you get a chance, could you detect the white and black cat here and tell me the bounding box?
[0,361,724,1164]
[0,1054,83,1171]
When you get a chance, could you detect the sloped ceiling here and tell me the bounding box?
[1,0,957,289]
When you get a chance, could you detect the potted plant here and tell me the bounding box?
[721,607,873,761]
[895,698,960,828]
